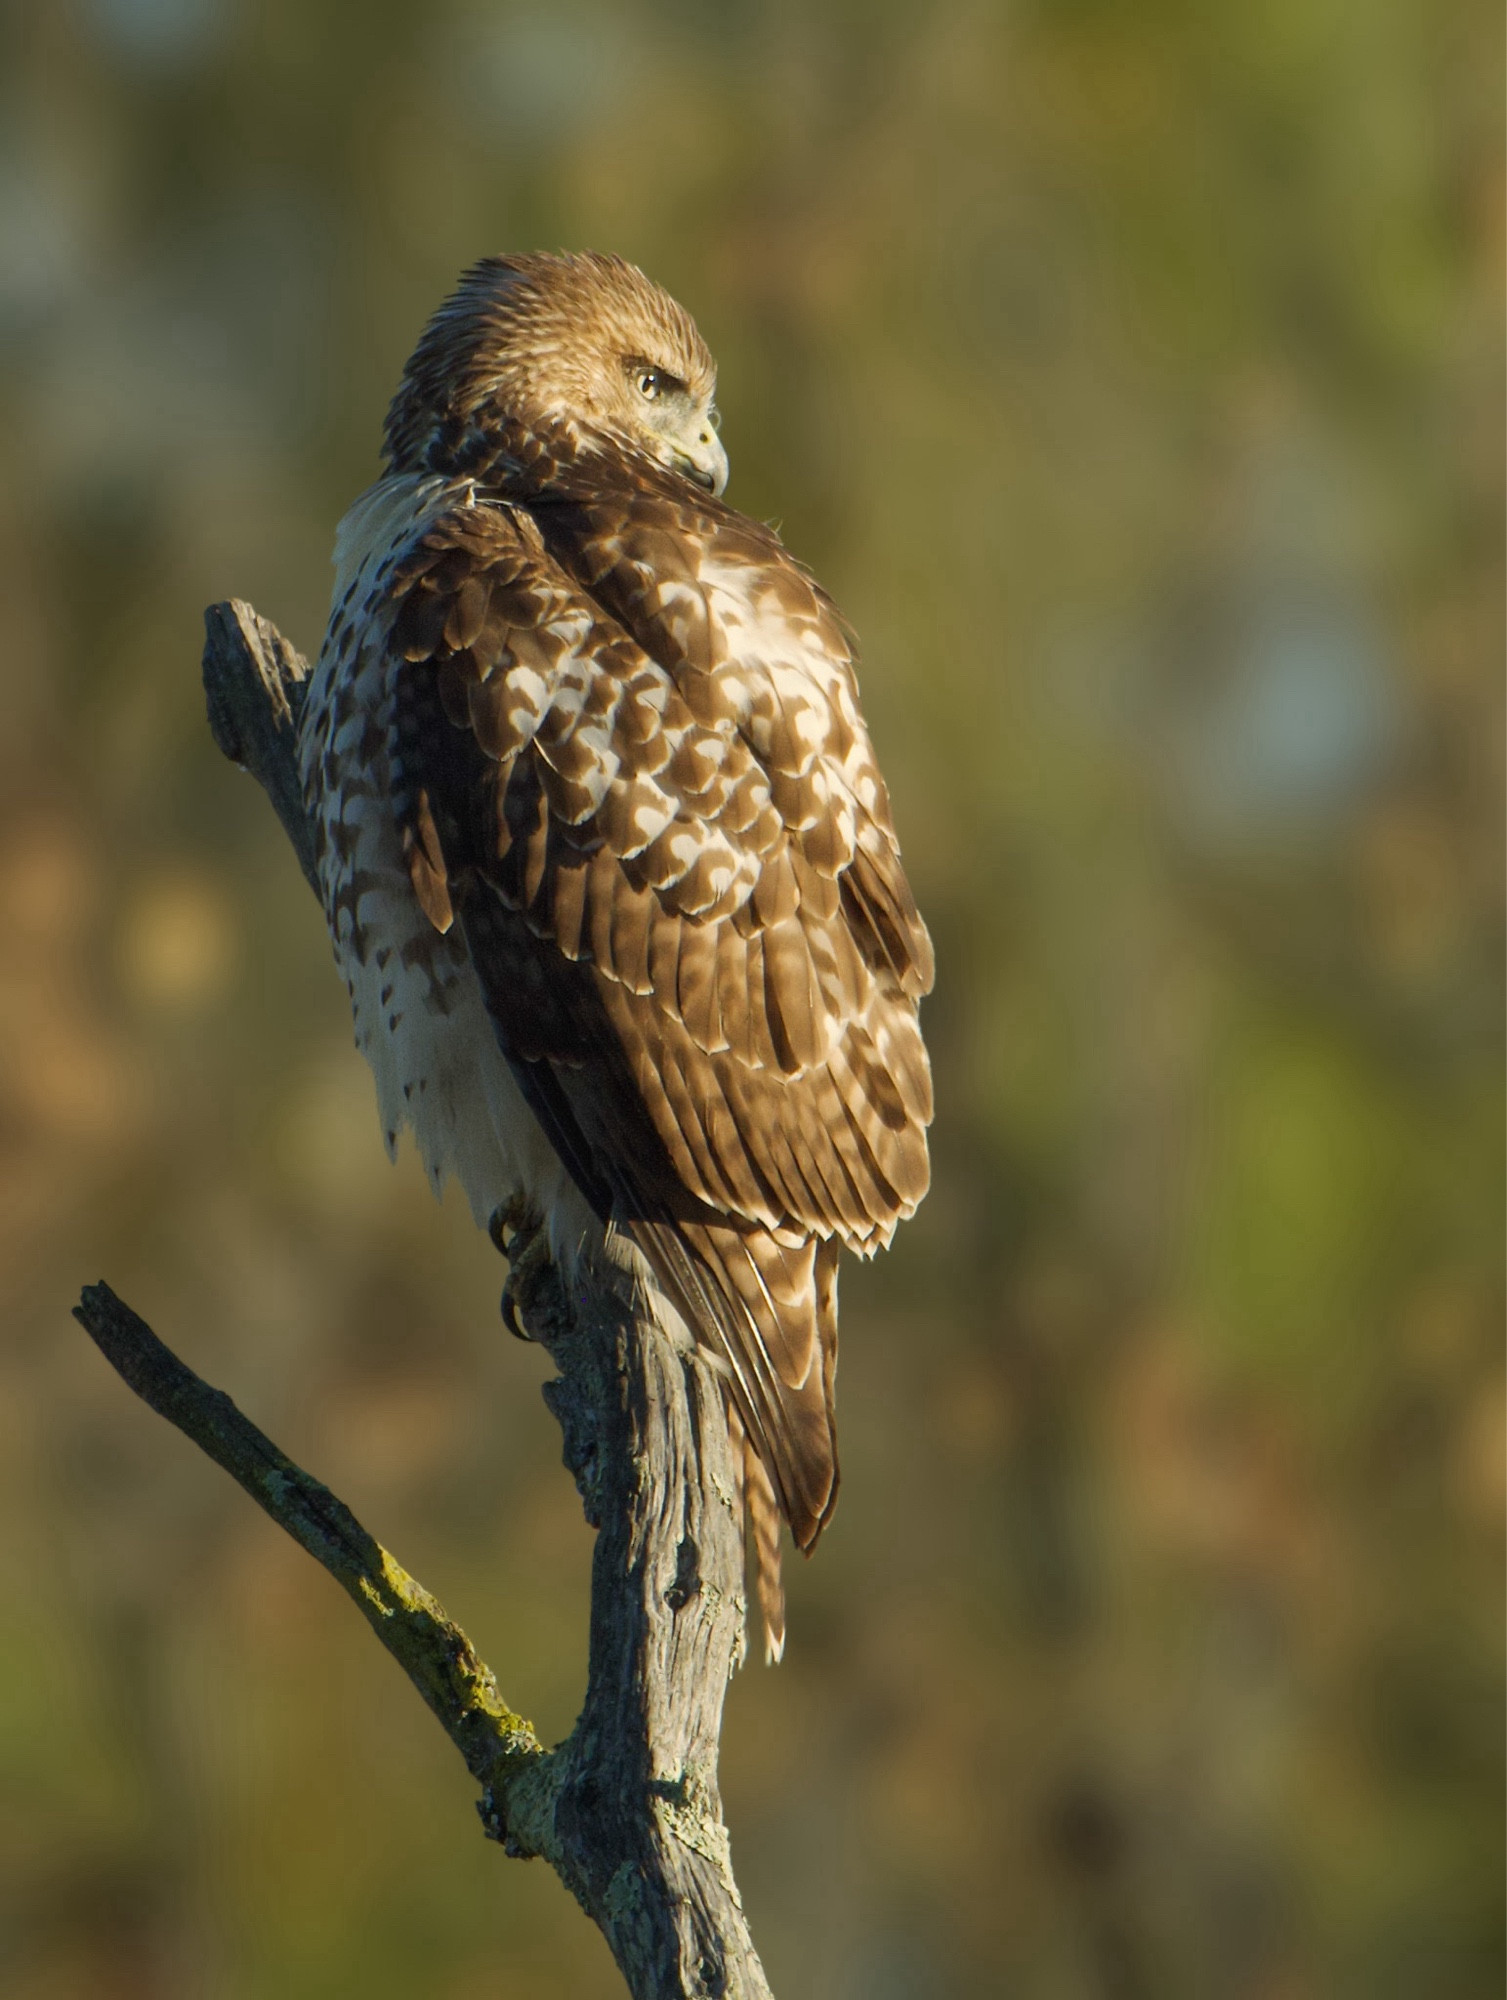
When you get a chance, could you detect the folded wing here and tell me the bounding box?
[378,474,932,1550]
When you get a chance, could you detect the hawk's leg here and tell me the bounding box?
[488,1195,550,1342]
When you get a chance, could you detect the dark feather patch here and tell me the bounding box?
[372,471,929,1560]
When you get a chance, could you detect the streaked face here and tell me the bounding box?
[510,273,727,494]
[601,353,728,496]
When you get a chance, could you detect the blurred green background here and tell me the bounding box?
[0,2,1501,1995]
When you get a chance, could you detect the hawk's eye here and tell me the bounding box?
[635,368,664,401]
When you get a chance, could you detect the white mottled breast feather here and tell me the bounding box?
[298,472,593,1261]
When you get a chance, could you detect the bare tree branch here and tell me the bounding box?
[74,603,775,2000]
[72,1281,549,1807]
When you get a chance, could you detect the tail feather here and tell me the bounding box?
[625,1210,844,1657]
[744,1428,786,1664]
[725,1401,787,1663]
[676,1218,840,1549]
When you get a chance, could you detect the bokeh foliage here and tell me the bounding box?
[0,1,1500,1995]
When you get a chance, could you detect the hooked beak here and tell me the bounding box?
[673,426,729,497]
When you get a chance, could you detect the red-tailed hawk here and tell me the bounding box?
[298,252,933,1658]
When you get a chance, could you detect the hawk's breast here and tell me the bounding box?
[298,473,584,1243]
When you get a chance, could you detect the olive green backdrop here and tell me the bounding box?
[0,2,1501,1995]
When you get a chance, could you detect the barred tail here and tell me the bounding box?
[727,1400,786,1664]
[745,1430,786,1665]
[629,1214,845,1660]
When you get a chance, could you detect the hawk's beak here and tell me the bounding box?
[675,428,729,497]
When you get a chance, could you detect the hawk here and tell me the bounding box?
[298,252,933,1658]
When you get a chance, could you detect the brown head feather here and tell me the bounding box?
[384,251,717,479]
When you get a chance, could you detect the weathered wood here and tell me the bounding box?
[75,602,774,2000]
[508,1249,767,1995]
[200,599,319,898]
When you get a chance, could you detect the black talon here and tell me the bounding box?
[500,1276,533,1342]
[490,1196,549,1341]
[487,1194,541,1262]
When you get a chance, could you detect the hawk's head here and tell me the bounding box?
[383,251,727,496]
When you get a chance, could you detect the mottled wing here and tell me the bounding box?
[384,481,932,1546]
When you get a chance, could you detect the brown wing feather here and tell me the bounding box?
[382,474,931,1550]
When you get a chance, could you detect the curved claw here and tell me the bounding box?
[500,1272,533,1342]
[490,1198,551,1343]
[488,1194,542,1261]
